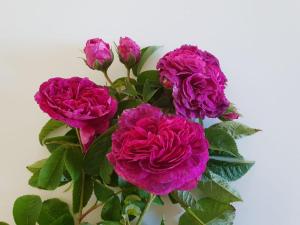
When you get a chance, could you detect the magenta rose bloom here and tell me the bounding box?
[157,45,229,119]
[117,37,141,69]
[84,38,113,72]
[107,104,209,195]
[35,77,117,152]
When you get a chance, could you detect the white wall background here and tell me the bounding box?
[0,0,299,224]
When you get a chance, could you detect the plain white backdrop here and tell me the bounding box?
[0,0,300,224]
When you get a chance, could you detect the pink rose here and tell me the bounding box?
[173,72,230,119]
[107,104,209,195]
[84,38,113,72]
[117,37,141,69]
[157,45,229,119]
[35,77,117,151]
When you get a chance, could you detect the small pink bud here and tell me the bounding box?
[220,103,240,120]
[117,37,141,69]
[84,38,113,72]
[222,112,240,120]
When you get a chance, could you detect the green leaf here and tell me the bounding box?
[210,121,260,139]
[94,182,115,202]
[98,222,121,225]
[84,126,116,176]
[66,128,77,136]
[0,222,9,225]
[38,146,65,190]
[111,77,127,89]
[117,99,143,115]
[143,79,159,102]
[198,171,242,203]
[152,89,173,109]
[153,196,164,206]
[38,199,73,225]
[13,195,42,225]
[39,119,65,145]
[27,159,47,173]
[28,170,40,188]
[44,136,79,153]
[125,204,141,217]
[133,46,162,76]
[124,194,142,205]
[122,79,138,96]
[111,77,137,99]
[29,170,71,189]
[101,196,121,221]
[137,70,160,85]
[48,215,74,225]
[72,174,93,213]
[100,156,114,184]
[205,127,239,157]
[179,198,235,225]
[208,155,255,181]
[64,147,83,181]
[160,218,166,225]
[169,191,198,209]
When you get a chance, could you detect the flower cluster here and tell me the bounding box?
[12,36,257,225]
[34,37,239,195]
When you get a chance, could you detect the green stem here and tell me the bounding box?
[78,172,85,221]
[103,70,113,85]
[75,128,83,149]
[136,194,156,225]
[127,68,131,80]
[74,129,85,225]
[79,200,98,222]
[79,190,122,222]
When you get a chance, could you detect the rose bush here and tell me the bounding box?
[8,38,258,225]
[34,77,117,151]
[108,104,209,195]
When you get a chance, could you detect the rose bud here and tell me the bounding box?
[220,103,241,121]
[117,37,141,69]
[84,38,114,72]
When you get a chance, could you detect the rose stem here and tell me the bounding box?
[136,193,156,225]
[103,70,113,85]
[79,201,99,222]
[75,128,83,149]
[74,129,85,225]
[127,68,131,80]
[79,190,122,222]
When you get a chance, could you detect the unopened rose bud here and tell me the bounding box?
[117,37,141,69]
[84,38,113,72]
[220,103,240,121]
